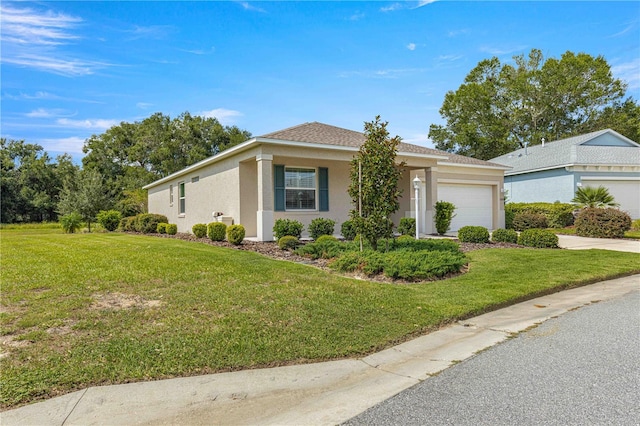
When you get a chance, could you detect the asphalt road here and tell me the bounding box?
[344,290,640,426]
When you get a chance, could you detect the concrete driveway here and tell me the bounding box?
[557,234,640,253]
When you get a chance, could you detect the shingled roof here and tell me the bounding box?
[490,129,640,175]
[260,122,504,168]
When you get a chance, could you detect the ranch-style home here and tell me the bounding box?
[490,129,640,219]
[144,122,509,241]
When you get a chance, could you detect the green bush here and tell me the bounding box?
[507,203,574,228]
[273,219,303,239]
[434,201,456,235]
[192,223,207,238]
[632,219,640,231]
[505,207,515,230]
[60,212,83,234]
[308,218,336,240]
[574,208,632,239]
[278,236,299,250]
[391,236,460,253]
[340,220,357,240]
[458,226,490,243]
[383,250,467,280]
[518,229,559,248]
[512,213,548,231]
[397,217,416,236]
[135,214,169,234]
[295,238,346,260]
[330,251,366,272]
[316,235,338,244]
[208,222,227,241]
[226,224,245,245]
[119,216,137,232]
[491,228,518,244]
[157,223,168,234]
[165,224,178,235]
[96,210,122,232]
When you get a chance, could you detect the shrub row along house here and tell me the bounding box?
[491,129,640,219]
[144,122,508,240]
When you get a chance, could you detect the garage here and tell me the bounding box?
[438,183,494,231]
[581,179,640,219]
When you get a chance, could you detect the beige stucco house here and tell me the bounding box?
[143,122,509,241]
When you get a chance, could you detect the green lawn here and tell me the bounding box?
[1,230,639,409]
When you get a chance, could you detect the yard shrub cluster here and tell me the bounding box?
[632,219,640,231]
[457,226,490,243]
[119,216,137,231]
[308,218,336,240]
[512,213,548,231]
[506,203,574,229]
[273,219,303,239]
[434,201,456,235]
[574,207,632,239]
[165,224,178,235]
[340,220,357,240]
[397,217,415,236]
[96,210,122,232]
[278,235,299,250]
[226,224,245,245]
[491,228,518,244]
[60,212,83,233]
[295,238,347,259]
[157,223,167,234]
[208,222,227,241]
[135,213,169,233]
[192,223,207,238]
[518,229,559,248]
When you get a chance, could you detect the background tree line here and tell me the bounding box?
[1,112,251,224]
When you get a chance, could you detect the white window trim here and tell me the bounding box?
[284,166,318,212]
[178,181,186,216]
[169,184,174,207]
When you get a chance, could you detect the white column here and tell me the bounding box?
[256,154,274,241]
[424,167,438,235]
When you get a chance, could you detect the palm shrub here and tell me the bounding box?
[572,186,619,208]
[397,217,415,236]
[575,207,631,239]
[491,228,518,244]
[434,201,456,235]
[518,229,558,248]
[60,212,83,234]
[208,222,227,241]
[96,210,122,232]
[308,218,336,240]
[192,223,207,238]
[226,224,245,245]
[340,220,357,240]
[273,219,303,239]
[458,226,490,243]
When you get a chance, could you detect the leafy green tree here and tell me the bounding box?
[58,169,112,232]
[348,116,405,250]
[572,186,619,209]
[430,49,635,160]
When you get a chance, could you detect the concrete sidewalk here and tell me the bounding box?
[3,275,639,426]
[557,234,640,253]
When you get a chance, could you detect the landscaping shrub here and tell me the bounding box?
[505,207,515,230]
[392,236,460,253]
[278,236,299,251]
[316,235,338,244]
[329,251,365,272]
[119,216,137,232]
[632,219,640,231]
[226,224,245,245]
[96,210,122,232]
[157,223,168,234]
[340,220,357,240]
[273,219,303,239]
[135,213,169,233]
[506,203,574,228]
[512,213,548,231]
[308,218,336,240]
[60,212,83,234]
[165,224,178,235]
[397,217,416,236]
[208,222,227,241]
[383,250,467,280]
[192,223,207,238]
[574,207,631,239]
[457,226,490,243]
[518,229,558,248]
[491,228,518,244]
[434,201,456,235]
[295,238,346,259]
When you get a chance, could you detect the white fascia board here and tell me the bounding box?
[505,164,571,176]
[439,161,511,171]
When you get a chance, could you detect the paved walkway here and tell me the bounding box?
[557,234,640,253]
[3,274,639,426]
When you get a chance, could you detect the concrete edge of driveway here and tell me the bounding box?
[2,274,639,426]
[556,234,640,253]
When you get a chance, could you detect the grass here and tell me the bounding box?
[1,229,639,409]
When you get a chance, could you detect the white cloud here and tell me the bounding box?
[57,118,118,130]
[438,54,463,62]
[350,12,365,21]
[414,0,438,8]
[199,108,243,125]
[407,43,417,51]
[25,108,71,118]
[2,53,108,77]
[39,136,86,154]
[136,102,154,110]
[479,45,528,56]
[180,46,216,55]
[127,25,175,40]
[339,68,427,79]
[380,3,404,12]
[612,58,640,90]
[237,2,266,13]
[447,28,470,37]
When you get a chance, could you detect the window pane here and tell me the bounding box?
[286,189,315,210]
[179,199,186,214]
[285,168,315,189]
[179,183,185,197]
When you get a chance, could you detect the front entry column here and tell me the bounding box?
[256,154,274,241]
[424,167,438,235]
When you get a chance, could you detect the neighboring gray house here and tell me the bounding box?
[144,122,508,240]
[490,129,640,219]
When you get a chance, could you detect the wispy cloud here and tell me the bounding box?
[380,3,403,12]
[415,0,438,8]
[447,28,470,37]
[57,118,118,130]
[612,58,640,90]
[126,25,175,40]
[3,91,103,104]
[479,45,528,56]
[407,43,416,51]
[2,53,110,77]
[199,108,243,125]
[39,136,86,154]
[349,12,365,21]
[25,108,72,118]
[339,68,427,79]
[136,102,154,110]
[607,21,637,38]
[380,1,435,12]
[237,2,266,13]
[438,54,463,62]
[180,46,216,55]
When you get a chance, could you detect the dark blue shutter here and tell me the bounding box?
[319,167,329,211]
[274,165,285,211]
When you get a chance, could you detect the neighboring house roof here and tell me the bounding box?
[144,121,507,189]
[490,129,640,175]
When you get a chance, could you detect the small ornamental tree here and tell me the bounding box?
[348,117,405,250]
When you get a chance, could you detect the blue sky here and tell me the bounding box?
[2,1,639,162]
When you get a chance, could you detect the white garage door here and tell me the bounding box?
[583,180,640,219]
[438,184,493,231]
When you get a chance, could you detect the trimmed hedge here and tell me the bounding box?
[192,223,207,238]
[119,216,137,232]
[278,236,299,251]
[208,222,227,241]
[97,210,122,232]
[506,202,574,228]
[340,220,357,241]
[166,224,178,235]
[575,208,632,239]
[273,219,303,239]
[135,214,169,234]
[458,226,490,243]
[512,213,548,231]
[308,218,336,240]
[491,228,518,244]
[227,224,245,245]
[157,223,168,234]
[434,201,456,235]
[295,238,346,260]
[518,229,559,248]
